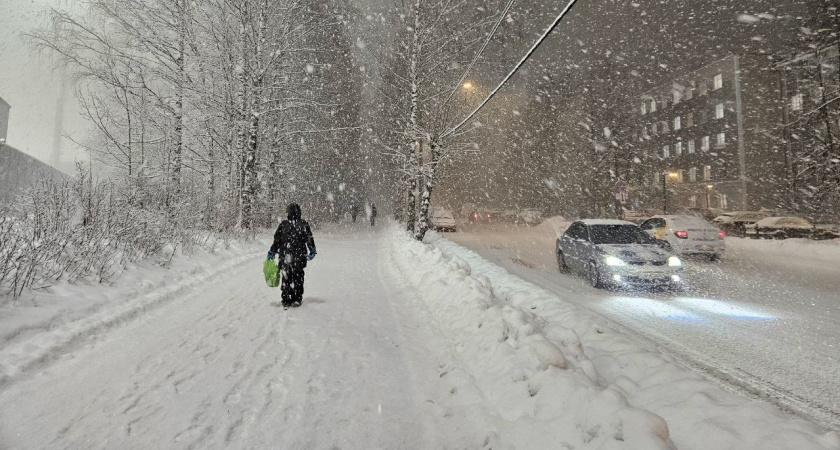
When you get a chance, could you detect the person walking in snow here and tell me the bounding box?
[369,202,377,227]
[350,204,359,223]
[267,203,316,309]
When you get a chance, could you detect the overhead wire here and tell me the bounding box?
[441,0,582,140]
[440,0,517,109]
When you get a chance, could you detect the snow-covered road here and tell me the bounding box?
[445,222,840,431]
[0,227,479,449]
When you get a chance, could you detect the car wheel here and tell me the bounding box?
[588,261,603,289]
[709,253,720,262]
[775,231,788,240]
[557,250,569,273]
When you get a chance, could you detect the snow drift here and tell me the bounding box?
[387,225,675,449]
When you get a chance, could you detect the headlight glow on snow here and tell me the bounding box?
[605,256,626,266]
[668,256,682,267]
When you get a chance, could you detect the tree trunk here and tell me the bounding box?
[406,0,422,233]
[414,141,440,241]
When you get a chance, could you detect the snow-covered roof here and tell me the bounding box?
[578,219,635,226]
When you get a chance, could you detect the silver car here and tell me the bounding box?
[556,220,684,289]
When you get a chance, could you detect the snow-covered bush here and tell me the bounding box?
[0,171,250,299]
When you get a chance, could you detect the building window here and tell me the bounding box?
[704,165,712,180]
[713,73,723,90]
[698,110,707,124]
[716,132,726,147]
[719,193,728,209]
[791,94,803,112]
[689,195,698,207]
[688,139,696,154]
[698,80,708,96]
[641,102,647,115]
[673,89,682,105]
[686,82,695,100]
[687,112,694,127]
[689,167,697,182]
[674,116,681,130]
[654,172,660,185]
[650,99,657,113]
[676,170,684,183]
[661,120,669,134]
[715,102,725,119]
[663,145,670,158]
[675,142,683,155]
[642,125,649,138]
[651,123,658,135]
[702,136,710,151]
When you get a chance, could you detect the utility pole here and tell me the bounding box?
[734,56,748,210]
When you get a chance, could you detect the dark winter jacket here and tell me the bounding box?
[269,204,316,267]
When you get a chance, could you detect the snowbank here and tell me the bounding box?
[0,238,265,385]
[386,225,675,449]
[726,236,840,268]
[534,215,572,238]
[418,230,840,450]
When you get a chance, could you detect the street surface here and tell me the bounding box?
[446,222,840,431]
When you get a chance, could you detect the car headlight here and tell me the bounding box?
[668,256,682,267]
[604,256,626,266]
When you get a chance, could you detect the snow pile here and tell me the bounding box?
[423,231,840,450]
[387,226,675,449]
[534,215,572,238]
[0,239,265,385]
[726,237,840,268]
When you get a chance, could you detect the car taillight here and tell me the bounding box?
[674,230,688,239]
[718,231,726,239]
[487,214,491,218]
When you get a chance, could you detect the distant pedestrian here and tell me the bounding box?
[267,203,316,309]
[350,204,359,223]
[370,203,377,227]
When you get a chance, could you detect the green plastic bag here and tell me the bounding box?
[264,259,280,288]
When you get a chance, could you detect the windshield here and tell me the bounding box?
[589,225,654,245]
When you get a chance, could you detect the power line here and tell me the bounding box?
[441,0,582,140]
[441,0,517,109]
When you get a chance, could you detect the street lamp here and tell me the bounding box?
[462,81,474,92]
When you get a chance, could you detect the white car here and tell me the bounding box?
[429,208,457,232]
[640,215,725,260]
[556,219,683,289]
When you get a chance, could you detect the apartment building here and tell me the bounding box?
[632,55,750,211]
[626,54,784,213]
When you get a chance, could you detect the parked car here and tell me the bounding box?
[429,207,457,232]
[746,216,838,240]
[816,224,840,240]
[722,211,771,237]
[640,215,725,260]
[555,219,683,290]
[712,213,737,226]
[468,209,494,223]
[516,209,543,226]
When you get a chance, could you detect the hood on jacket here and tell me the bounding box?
[287,203,302,221]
